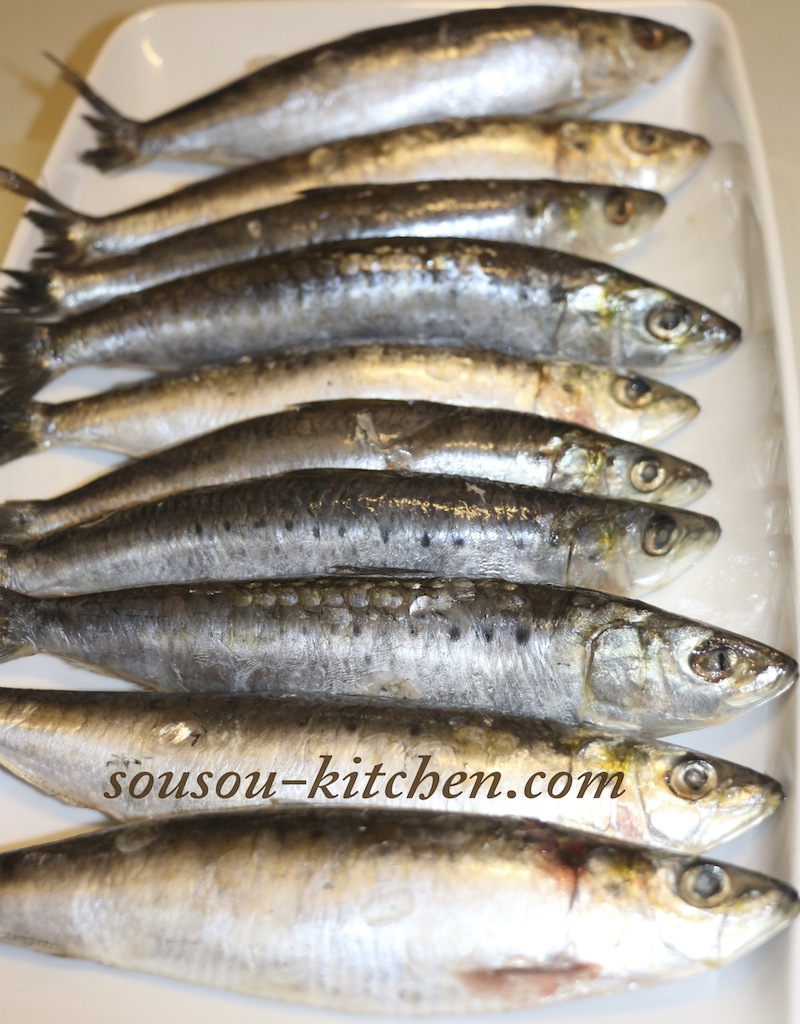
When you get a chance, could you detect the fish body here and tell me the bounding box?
[0,688,785,852]
[0,179,666,318]
[2,237,740,399]
[0,578,793,735]
[0,469,720,598]
[61,7,691,169]
[0,345,700,465]
[0,807,794,1013]
[0,400,710,542]
[1,118,709,264]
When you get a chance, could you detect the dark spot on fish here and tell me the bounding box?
[409,722,423,737]
[312,525,321,539]
[338,525,347,537]
[195,524,203,536]
[420,532,431,547]
[344,720,358,733]
[483,627,495,643]
[223,520,232,532]
[352,622,362,637]
[253,518,266,529]
[515,626,531,646]
[453,537,465,548]
[284,519,294,532]
[448,625,462,641]
[549,284,565,303]
[382,528,391,544]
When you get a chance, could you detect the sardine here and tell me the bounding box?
[0,470,720,598]
[55,7,691,169]
[0,179,666,318]
[0,808,794,1013]
[0,578,791,735]
[0,400,710,542]
[0,118,709,265]
[0,688,785,853]
[0,345,700,465]
[0,237,740,400]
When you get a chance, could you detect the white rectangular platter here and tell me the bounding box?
[0,1,798,1021]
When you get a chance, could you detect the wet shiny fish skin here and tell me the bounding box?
[0,345,700,466]
[62,7,690,169]
[0,469,720,598]
[0,179,666,318]
[0,688,785,853]
[0,807,794,1013]
[0,578,793,736]
[0,119,708,265]
[1,238,740,400]
[0,400,710,543]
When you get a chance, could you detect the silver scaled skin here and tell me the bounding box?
[0,179,666,318]
[0,808,794,1013]
[0,469,720,598]
[2,345,700,465]
[60,7,692,168]
[0,578,791,735]
[0,399,710,542]
[0,118,709,264]
[0,689,785,854]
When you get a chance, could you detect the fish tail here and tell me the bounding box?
[45,53,145,173]
[0,166,92,266]
[0,402,45,467]
[0,587,29,663]
[0,270,56,318]
[0,502,43,545]
[0,318,54,403]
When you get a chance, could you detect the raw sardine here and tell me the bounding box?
[0,345,700,465]
[0,179,666,317]
[0,808,794,1013]
[0,400,710,542]
[0,118,709,264]
[0,469,720,598]
[56,7,691,168]
[0,688,784,852]
[0,237,740,400]
[0,578,791,735]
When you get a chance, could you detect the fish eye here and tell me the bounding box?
[630,457,666,493]
[613,375,653,408]
[632,21,666,50]
[679,863,732,908]
[647,301,692,340]
[605,190,634,225]
[690,643,739,682]
[623,124,663,155]
[668,758,719,801]
[642,513,677,556]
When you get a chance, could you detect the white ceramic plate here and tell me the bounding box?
[0,1,798,1021]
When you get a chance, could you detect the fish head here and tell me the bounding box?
[600,122,710,193]
[582,613,797,734]
[540,362,699,444]
[574,15,691,110]
[565,502,719,597]
[575,846,797,976]
[604,444,711,506]
[648,856,798,968]
[576,185,666,259]
[628,743,784,854]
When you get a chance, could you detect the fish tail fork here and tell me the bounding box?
[0,402,45,467]
[0,166,92,267]
[0,319,54,404]
[45,53,145,172]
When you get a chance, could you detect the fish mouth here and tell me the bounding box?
[688,777,785,853]
[726,657,798,708]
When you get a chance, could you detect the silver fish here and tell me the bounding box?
[54,7,691,169]
[0,469,720,598]
[0,237,740,400]
[0,688,785,853]
[0,808,794,1013]
[0,118,708,264]
[0,400,710,542]
[0,179,666,318]
[0,345,700,465]
[0,578,791,736]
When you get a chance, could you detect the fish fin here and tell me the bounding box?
[0,502,43,545]
[44,53,145,173]
[0,270,56,319]
[0,319,53,403]
[0,167,91,267]
[0,402,44,467]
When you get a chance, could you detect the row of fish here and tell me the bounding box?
[0,5,795,1019]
